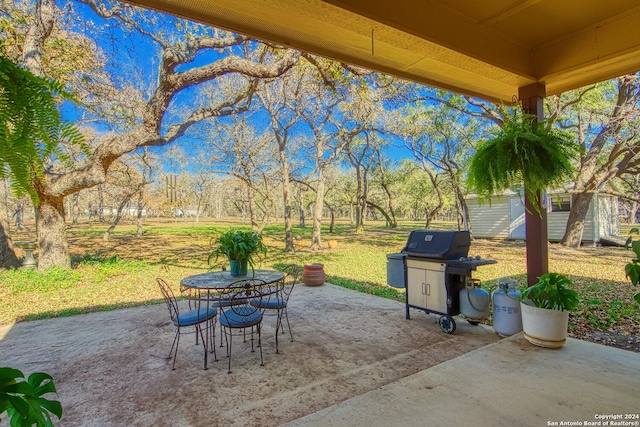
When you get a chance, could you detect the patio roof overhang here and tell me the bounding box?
[128,0,640,103]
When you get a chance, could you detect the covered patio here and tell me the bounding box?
[1,283,638,426]
[3,1,639,425]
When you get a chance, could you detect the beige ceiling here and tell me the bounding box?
[129,0,640,103]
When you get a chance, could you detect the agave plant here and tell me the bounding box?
[467,108,580,215]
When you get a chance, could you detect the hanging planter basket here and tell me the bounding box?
[467,109,580,215]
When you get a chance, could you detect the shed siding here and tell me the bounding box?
[547,211,570,241]
[596,196,620,238]
[467,192,620,244]
[467,198,510,239]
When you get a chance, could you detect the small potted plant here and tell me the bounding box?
[208,229,267,276]
[625,227,640,304]
[520,272,579,348]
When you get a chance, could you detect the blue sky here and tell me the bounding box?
[57,0,492,177]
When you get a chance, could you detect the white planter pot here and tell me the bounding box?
[520,300,569,348]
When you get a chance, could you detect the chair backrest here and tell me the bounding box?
[180,283,197,310]
[157,277,179,322]
[280,264,302,301]
[219,278,269,320]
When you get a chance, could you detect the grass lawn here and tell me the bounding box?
[1,218,638,351]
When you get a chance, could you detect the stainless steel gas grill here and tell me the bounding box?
[386,230,496,334]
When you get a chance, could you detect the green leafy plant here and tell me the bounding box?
[0,56,87,205]
[624,227,640,304]
[0,367,62,427]
[521,272,579,311]
[208,229,267,270]
[467,108,580,215]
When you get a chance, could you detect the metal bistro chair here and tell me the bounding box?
[179,283,223,349]
[218,278,270,373]
[157,278,217,370]
[251,264,302,353]
[189,285,243,349]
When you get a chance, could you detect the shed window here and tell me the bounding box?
[550,196,571,212]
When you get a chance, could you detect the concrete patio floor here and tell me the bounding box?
[1,283,638,426]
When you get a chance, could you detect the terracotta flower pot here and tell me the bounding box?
[303,263,326,286]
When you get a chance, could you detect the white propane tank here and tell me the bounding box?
[492,278,523,337]
[459,279,490,321]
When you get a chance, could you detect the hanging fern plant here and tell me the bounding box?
[467,108,579,215]
[0,56,86,205]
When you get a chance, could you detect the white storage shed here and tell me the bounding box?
[466,188,620,245]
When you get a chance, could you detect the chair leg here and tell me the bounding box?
[284,308,294,342]
[225,330,233,374]
[171,330,180,370]
[196,324,208,370]
[258,324,264,367]
[275,310,282,354]
[209,318,218,362]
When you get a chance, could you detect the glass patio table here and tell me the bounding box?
[180,269,285,291]
[180,269,285,369]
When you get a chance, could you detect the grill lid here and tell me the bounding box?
[401,230,471,259]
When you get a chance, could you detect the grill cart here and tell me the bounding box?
[386,230,496,334]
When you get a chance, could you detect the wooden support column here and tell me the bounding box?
[519,83,549,286]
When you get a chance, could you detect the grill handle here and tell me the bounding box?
[424,283,430,295]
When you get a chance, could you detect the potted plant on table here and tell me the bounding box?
[208,229,267,277]
[520,272,579,348]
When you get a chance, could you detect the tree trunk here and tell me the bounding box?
[98,185,105,222]
[280,153,294,252]
[136,189,144,237]
[366,200,394,227]
[560,193,593,247]
[298,190,305,227]
[380,180,397,228]
[36,195,70,270]
[354,166,364,234]
[104,194,133,241]
[349,201,354,225]
[328,206,335,234]
[455,186,471,232]
[0,215,20,269]
[21,0,55,77]
[311,170,326,251]
[630,201,639,224]
[14,202,24,230]
[71,192,79,225]
[246,186,259,233]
